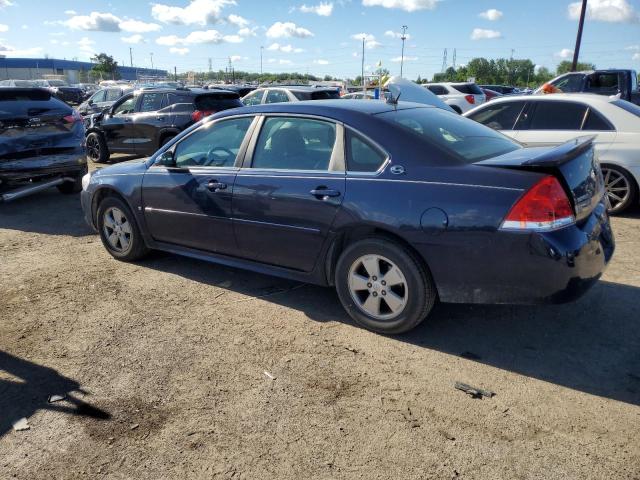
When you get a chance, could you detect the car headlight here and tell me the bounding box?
[82,172,92,191]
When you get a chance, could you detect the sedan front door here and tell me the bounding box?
[142,116,256,255]
[232,115,346,272]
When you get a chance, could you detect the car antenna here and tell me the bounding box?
[387,91,401,107]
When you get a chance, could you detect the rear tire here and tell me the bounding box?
[335,237,436,334]
[601,164,637,214]
[86,132,109,163]
[96,196,149,261]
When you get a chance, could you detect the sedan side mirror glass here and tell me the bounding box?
[156,150,175,167]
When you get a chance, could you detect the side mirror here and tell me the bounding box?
[155,150,175,167]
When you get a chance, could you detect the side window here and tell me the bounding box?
[527,102,587,130]
[265,90,290,104]
[585,73,620,95]
[582,108,613,131]
[550,74,584,93]
[139,93,165,112]
[113,96,136,115]
[346,130,387,172]
[427,85,448,95]
[466,101,526,131]
[105,88,123,101]
[91,90,106,103]
[174,117,253,168]
[242,90,263,106]
[252,117,336,171]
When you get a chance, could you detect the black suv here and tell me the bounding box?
[84,88,243,162]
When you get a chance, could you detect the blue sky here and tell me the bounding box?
[0,0,639,79]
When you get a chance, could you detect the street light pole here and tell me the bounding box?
[129,47,133,68]
[361,36,365,94]
[260,46,264,80]
[571,0,588,71]
[400,25,408,78]
[150,52,154,70]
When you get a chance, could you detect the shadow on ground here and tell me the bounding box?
[143,254,640,407]
[0,351,110,437]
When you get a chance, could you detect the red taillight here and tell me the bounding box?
[501,176,575,231]
[191,109,215,122]
[465,94,475,104]
[63,109,82,124]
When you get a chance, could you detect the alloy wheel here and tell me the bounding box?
[602,167,631,213]
[86,136,101,161]
[348,254,408,320]
[103,207,133,253]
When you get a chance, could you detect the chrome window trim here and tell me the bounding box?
[344,125,391,177]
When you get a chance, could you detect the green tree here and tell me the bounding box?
[556,60,596,75]
[91,53,120,80]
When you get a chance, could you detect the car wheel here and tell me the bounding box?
[96,196,149,261]
[57,166,88,195]
[86,132,109,163]
[601,164,637,214]
[335,238,436,334]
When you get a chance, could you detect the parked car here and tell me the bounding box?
[0,79,41,88]
[84,87,243,162]
[423,82,486,113]
[242,86,340,105]
[32,79,84,105]
[535,69,640,106]
[342,92,376,99]
[0,88,86,201]
[481,88,503,101]
[480,85,522,95]
[80,100,613,334]
[216,84,257,98]
[78,86,134,116]
[465,93,640,213]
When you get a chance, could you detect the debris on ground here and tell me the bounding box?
[48,394,66,403]
[454,381,495,399]
[263,371,276,380]
[12,418,30,431]
[130,424,139,430]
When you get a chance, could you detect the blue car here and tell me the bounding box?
[81,100,614,334]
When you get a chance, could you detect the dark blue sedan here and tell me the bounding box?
[81,100,614,334]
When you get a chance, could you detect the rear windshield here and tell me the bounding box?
[195,93,243,111]
[47,80,67,87]
[378,107,521,164]
[612,99,640,118]
[292,90,341,100]
[452,83,483,95]
[0,89,52,101]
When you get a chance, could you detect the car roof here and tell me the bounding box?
[258,85,337,92]
[131,87,235,95]
[485,93,619,105]
[225,99,432,116]
[424,82,474,86]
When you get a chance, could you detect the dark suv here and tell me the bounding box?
[84,88,243,162]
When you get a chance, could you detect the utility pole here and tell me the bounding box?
[150,52,154,70]
[571,0,588,71]
[174,66,177,81]
[452,48,457,69]
[400,25,408,78]
[441,48,447,73]
[260,46,264,79]
[361,36,365,94]
[129,47,133,68]
[509,48,514,84]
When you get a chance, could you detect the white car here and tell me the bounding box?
[423,82,486,114]
[242,86,340,105]
[464,93,640,213]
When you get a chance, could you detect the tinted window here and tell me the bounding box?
[550,74,584,93]
[292,91,311,100]
[105,88,123,101]
[243,90,263,105]
[347,131,387,172]
[90,90,106,103]
[613,99,640,118]
[452,83,483,95]
[265,90,290,104]
[467,101,525,130]
[585,73,619,94]
[311,90,341,100]
[113,97,136,115]
[582,108,613,131]
[528,102,587,130]
[252,117,336,170]
[379,107,520,164]
[139,92,165,112]
[195,94,242,111]
[427,85,448,95]
[174,117,253,168]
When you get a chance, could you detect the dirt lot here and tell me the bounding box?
[1,173,639,479]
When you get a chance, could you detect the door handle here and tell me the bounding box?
[207,180,227,191]
[310,187,340,199]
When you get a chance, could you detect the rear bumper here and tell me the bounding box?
[0,150,87,190]
[423,200,615,305]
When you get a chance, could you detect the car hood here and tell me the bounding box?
[93,157,149,177]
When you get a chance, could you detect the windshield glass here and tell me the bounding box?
[378,107,521,163]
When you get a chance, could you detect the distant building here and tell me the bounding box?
[0,57,167,83]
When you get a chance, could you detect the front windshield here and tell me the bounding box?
[378,107,521,163]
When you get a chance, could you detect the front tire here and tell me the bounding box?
[601,164,637,214]
[335,238,436,334]
[96,196,149,261]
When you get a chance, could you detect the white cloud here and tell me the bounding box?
[470,28,502,40]
[313,59,329,64]
[227,14,249,27]
[21,24,28,30]
[633,52,640,60]
[351,33,382,49]
[64,9,77,15]
[384,30,410,39]
[0,45,43,57]
[238,27,257,37]
[157,29,242,46]
[555,48,574,59]
[229,55,247,62]
[266,43,304,53]
[170,47,190,55]
[151,0,236,26]
[266,21,314,38]
[479,8,503,20]
[78,36,95,53]
[300,2,334,16]
[625,44,640,50]
[64,12,161,33]
[121,34,145,44]
[0,24,8,32]
[568,0,639,23]
[0,0,14,8]
[391,55,417,62]
[361,0,437,12]
[268,58,293,65]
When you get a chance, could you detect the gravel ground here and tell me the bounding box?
[1,175,639,479]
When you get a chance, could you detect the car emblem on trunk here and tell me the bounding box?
[390,165,405,175]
